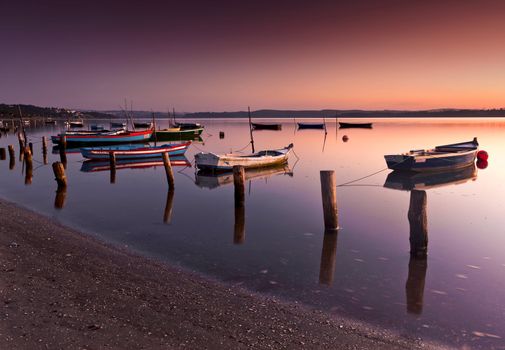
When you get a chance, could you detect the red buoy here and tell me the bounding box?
[477,150,488,161]
[477,159,488,169]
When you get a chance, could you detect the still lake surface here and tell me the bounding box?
[1,118,504,348]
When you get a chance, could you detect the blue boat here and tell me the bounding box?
[80,141,191,160]
[384,138,479,172]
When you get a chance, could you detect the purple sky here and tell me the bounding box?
[1,0,505,111]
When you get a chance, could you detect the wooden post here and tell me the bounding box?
[408,190,428,257]
[54,187,67,209]
[248,106,255,153]
[109,151,116,184]
[0,148,5,160]
[59,147,67,168]
[24,146,33,185]
[406,255,427,314]
[8,145,15,169]
[17,132,25,150]
[233,166,246,244]
[60,135,67,149]
[52,161,67,188]
[162,152,174,189]
[163,188,175,224]
[319,230,338,285]
[320,170,338,231]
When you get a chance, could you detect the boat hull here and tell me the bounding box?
[51,130,153,145]
[339,122,372,129]
[80,142,190,160]
[251,123,282,130]
[297,123,325,129]
[384,150,477,172]
[195,145,292,172]
[153,128,203,141]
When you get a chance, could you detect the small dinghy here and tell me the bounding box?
[195,144,293,172]
[251,122,282,130]
[297,123,325,130]
[80,141,191,160]
[384,138,479,172]
[338,122,373,129]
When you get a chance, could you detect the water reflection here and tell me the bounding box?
[80,156,191,172]
[163,189,175,224]
[319,230,339,285]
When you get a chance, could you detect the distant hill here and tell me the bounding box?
[2,104,505,120]
[184,108,505,119]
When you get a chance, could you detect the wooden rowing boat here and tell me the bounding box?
[338,122,373,129]
[153,127,204,141]
[297,123,325,129]
[384,138,479,172]
[51,129,153,145]
[80,141,191,160]
[195,144,293,172]
[251,122,282,130]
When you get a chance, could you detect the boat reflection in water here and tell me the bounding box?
[384,164,478,315]
[194,164,293,190]
[80,156,191,172]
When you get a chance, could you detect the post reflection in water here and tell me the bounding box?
[163,188,175,224]
[319,230,338,285]
[54,188,67,209]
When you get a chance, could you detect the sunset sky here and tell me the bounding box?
[1,0,505,111]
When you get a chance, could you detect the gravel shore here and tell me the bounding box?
[0,199,445,349]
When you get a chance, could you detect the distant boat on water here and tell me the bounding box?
[297,122,325,130]
[338,122,373,129]
[133,121,153,129]
[51,129,153,145]
[110,121,127,128]
[67,120,84,128]
[251,122,282,130]
[154,127,204,141]
[384,138,479,172]
[195,144,293,172]
[80,142,190,160]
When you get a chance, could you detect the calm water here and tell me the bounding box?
[1,118,505,348]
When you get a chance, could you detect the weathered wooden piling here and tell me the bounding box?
[163,189,175,224]
[0,148,5,160]
[219,131,225,139]
[60,135,67,149]
[408,190,428,257]
[320,170,338,231]
[233,166,246,244]
[17,132,25,150]
[233,166,245,206]
[162,152,175,189]
[406,255,427,315]
[319,230,338,285]
[8,145,15,169]
[42,136,48,154]
[109,151,116,184]
[52,161,67,188]
[24,147,33,185]
[59,147,67,168]
[54,187,67,209]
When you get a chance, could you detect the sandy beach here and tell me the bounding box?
[0,199,443,349]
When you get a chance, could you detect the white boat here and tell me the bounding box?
[195,144,293,172]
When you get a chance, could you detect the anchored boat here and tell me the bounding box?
[195,144,293,172]
[338,122,373,129]
[51,129,153,145]
[297,123,325,130]
[384,138,479,172]
[80,142,191,160]
[251,122,282,130]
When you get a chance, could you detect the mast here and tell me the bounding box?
[248,106,255,153]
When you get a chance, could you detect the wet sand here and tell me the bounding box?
[0,199,444,349]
